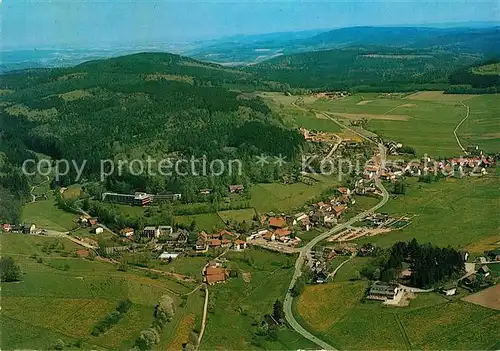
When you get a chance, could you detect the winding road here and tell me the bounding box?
[283,108,390,350]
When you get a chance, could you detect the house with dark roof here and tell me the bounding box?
[367,282,399,301]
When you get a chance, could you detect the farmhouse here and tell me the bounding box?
[477,265,491,277]
[269,217,287,229]
[2,223,12,232]
[196,231,209,252]
[337,187,351,196]
[367,282,399,301]
[22,223,36,234]
[95,227,104,234]
[274,229,292,242]
[233,239,247,251]
[332,204,347,218]
[205,266,228,285]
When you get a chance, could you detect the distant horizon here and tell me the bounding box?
[3,20,500,52]
[2,0,499,50]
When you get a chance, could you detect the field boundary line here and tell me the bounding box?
[394,313,412,349]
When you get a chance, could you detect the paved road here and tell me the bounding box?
[283,178,389,350]
[283,108,389,350]
[454,101,470,153]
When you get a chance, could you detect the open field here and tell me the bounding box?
[217,208,256,224]
[1,233,82,256]
[295,279,500,350]
[22,194,79,232]
[174,212,226,231]
[0,234,201,350]
[462,284,500,311]
[404,91,478,102]
[355,175,500,251]
[250,175,339,213]
[200,248,317,350]
[61,184,83,200]
[330,112,410,121]
[265,91,499,156]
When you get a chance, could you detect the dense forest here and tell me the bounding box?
[447,60,500,93]
[379,239,465,288]
[0,53,306,208]
[248,47,486,90]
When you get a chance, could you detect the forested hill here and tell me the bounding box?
[299,26,500,55]
[0,52,304,204]
[248,47,484,90]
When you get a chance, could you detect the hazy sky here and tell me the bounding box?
[2,0,499,49]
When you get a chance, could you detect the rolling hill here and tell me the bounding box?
[0,52,304,201]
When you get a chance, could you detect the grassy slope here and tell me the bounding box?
[200,249,317,350]
[250,174,339,213]
[22,193,79,232]
[0,234,200,350]
[356,175,499,251]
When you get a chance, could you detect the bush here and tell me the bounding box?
[0,257,22,282]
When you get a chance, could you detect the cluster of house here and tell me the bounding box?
[77,215,106,234]
[460,265,494,290]
[2,223,37,234]
[195,230,247,252]
[373,154,495,182]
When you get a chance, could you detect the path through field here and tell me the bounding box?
[453,101,470,153]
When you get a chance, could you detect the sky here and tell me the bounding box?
[1,0,499,49]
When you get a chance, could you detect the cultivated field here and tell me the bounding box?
[462,284,500,311]
[0,234,202,350]
[266,91,500,156]
[460,94,500,153]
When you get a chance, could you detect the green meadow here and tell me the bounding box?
[22,193,79,232]
[250,175,339,213]
[460,94,500,153]
[355,174,500,251]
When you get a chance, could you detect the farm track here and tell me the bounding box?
[454,101,470,153]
